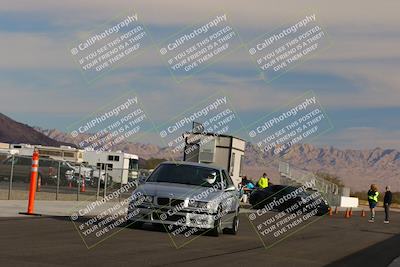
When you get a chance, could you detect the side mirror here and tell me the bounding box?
[225,185,236,192]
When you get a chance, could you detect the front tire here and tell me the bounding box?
[224,213,239,235]
[209,207,223,237]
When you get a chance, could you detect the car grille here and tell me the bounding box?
[171,199,185,207]
[157,197,169,206]
[154,212,186,222]
[156,198,185,207]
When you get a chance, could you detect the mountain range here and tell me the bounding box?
[0,113,72,147]
[0,113,399,191]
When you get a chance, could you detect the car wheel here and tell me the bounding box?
[224,211,239,235]
[209,207,223,237]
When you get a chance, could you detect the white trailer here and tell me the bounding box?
[82,150,139,184]
[10,144,84,163]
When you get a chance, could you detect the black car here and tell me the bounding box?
[249,185,329,216]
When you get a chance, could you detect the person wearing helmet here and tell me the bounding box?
[204,171,217,186]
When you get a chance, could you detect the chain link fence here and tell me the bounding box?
[0,152,139,201]
[279,161,341,206]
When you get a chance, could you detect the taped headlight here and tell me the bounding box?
[143,195,153,203]
[188,200,208,209]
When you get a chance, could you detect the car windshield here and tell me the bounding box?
[280,186,311,197]
[146,163,221,187]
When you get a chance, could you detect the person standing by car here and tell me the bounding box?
[240,176,255,203]
[257,173,269,189]
[367,184,379,223]
[384,186,392,224]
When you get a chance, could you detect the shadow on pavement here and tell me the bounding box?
[326,234,400,267]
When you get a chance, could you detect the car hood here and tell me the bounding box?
[135,182,224,202]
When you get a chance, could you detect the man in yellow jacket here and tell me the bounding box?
[257,173,269,189]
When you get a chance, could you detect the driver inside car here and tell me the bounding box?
[204,171,217,186]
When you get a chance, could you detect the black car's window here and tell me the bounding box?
[265,186,292,198]
[281,186,296,194]
[276,186,308,197]
[147,164,221,187]
[268,186,284,193]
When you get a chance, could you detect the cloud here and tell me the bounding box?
[315,127,400,150]
[1,1,399,30]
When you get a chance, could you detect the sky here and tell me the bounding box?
[0,0,399,150]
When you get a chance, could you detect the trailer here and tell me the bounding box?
[82,150,139,184]
[183,130,246,187]
[9,144,84,163]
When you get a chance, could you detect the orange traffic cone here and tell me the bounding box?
[349,208,353,217]
[344,209,350,218]
[68,181,72,188]
[80,177,86,193]
[361,209,366,217]
[329,207,333,216]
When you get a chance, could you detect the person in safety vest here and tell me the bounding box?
[257,173,269,189]
[368,184,379,223]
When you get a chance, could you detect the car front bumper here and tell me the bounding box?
[127,205,217,229]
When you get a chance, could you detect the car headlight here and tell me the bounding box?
[142,195,153,203]
[188,200,208,209]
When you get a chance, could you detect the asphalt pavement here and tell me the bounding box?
[0,211,399,267]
